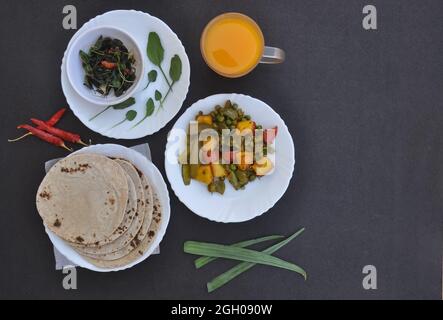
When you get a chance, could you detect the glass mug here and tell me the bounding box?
[200,12,285,78]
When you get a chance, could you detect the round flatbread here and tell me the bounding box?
[134,162,154,240]
[83,192,162,269]
[79,160,154,260]
[36,153,128,245]
[75,159,146,255]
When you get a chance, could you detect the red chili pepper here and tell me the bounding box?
[7,108,68,143]
[101,60,117,69]
[30,118,87,146]
[16,125,72,151]
[45,108,67,127]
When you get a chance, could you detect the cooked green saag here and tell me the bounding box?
[80,36,136,97]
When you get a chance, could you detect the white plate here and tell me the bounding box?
[61,10,190,139]
[45,144,171,272]
[164,93,295,223]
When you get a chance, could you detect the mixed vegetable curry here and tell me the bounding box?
[180,100,277,194]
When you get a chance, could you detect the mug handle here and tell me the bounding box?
[260,46,285,64]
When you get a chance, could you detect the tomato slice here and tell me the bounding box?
[264,126,278,144]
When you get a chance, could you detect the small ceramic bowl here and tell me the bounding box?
[66,26,144,106]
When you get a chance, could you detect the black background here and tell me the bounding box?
[0,0,442,300]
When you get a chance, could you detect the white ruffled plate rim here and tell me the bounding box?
[45,144,171,272]
[164,93,296,223]
[60,9,190,139]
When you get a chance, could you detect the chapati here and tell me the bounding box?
[36,153,128,245]
[75,159,147,255]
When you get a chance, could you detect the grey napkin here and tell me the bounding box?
[44,143,160,270]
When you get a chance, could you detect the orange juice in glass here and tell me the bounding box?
[200,12,285,78]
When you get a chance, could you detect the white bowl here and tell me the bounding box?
[66,26,144,106]
[164,93,296,223]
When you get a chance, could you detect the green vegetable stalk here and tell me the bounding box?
[183,228,306,293]
[206,228,306,292]
[89,97,136,121]
[194,235,284,269]
[184,241,306,279]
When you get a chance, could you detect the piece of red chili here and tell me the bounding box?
[101,61,117,69]
[30,118,87,146]
[16,124,72,151]
[45,108,67,127]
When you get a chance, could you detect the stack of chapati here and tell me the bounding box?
[36,153,162,269]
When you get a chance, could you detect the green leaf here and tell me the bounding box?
[148,70,158,82]
[145,98,155,117]
[184,241,306,279]
[94,35,103,49]
[79,50,90,64]
[84,65,93,75]
[131,98,155,129]
[110,109,137,129]
[206,228,306,293]
[90,97,136,121]
[169,54,182,82]
[143,70,158,90]
[118,62,126,72]
[147,32,172,89]
[111,97,136,110]
[159,55,182,106]
[147,32,164,66]
[194,235,284,269]
[126,110,137,121]
[111,78,122,88]
[154,90,162,101]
